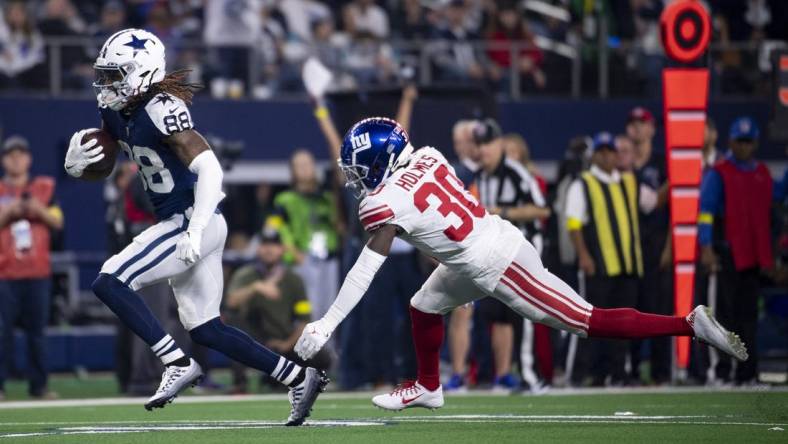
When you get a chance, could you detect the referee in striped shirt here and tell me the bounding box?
[472,119,551,392]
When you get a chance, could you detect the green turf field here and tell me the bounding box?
[1,389,786,443]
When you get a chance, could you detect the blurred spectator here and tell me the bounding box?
[628,106,671,385]
[698,117,773,385]
[502,133,546,194]
[89,1,126,42]
[144,2,182,58]
[278,0,331,43]
[0,1,46,89]
[0,135,63,400]
[268,150,340,321]
[311,16,344,74]
[252,4,287,97]
[473,118,550,392]
[345,31,396,87]
[38,0,86,35]
[631,0,664,96]
[548,135,591,385]
[430,0,493,83]
[226,228,331,392]
[204,0,263,97]
[444,118,480,392]
[37,0,93,90]
[501,131,554,391]
[343,0,389,39]
[553,136,591,279]
[486,3,545,92]
[692,117,723,384]
[615,134,636,172]
[451,119,480,186]
[566,132,643,386]
[392,0,432,40]
[703,119,722,170]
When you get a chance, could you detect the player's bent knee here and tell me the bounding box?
[410,294,449,315]
[91,273,124,300]
[188,317,224,347]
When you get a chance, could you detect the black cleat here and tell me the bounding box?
[285,368,329,426]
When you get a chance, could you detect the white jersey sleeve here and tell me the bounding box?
[358,184,415,233]
[144,93,194,136]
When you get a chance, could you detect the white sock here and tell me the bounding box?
[271,356,303,386]
[151,334,186,365]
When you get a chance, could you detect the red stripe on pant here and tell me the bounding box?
[502,267,590,330]
[510,262,590,315]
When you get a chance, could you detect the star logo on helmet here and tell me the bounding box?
[124,34,150,56]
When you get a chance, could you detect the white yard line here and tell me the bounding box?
[0,416,785,439]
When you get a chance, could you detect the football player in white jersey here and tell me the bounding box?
[64,29,326,424]
[295,117,748,411]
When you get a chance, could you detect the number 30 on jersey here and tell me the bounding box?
[414,164,485,241]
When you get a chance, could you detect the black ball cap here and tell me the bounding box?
[472,118,502,145]
[260,227,282,244]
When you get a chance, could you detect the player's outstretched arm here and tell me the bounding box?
[167,129,225,265]
[295,225,397,360]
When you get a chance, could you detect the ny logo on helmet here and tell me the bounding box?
[351,132,372,152]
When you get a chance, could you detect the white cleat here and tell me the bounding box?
[372,381,444,411]
[688,305,748,362]
[144,358,203,411]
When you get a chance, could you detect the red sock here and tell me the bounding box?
[587,307,693,338]
[409,305,444,391]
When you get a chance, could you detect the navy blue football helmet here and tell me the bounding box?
[339,117,413,196]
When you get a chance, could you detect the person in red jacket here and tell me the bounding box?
[0,135,63,400]
[698,117,773,385]
[486,2,546,92]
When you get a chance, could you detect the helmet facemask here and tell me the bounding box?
[93,61,138,111]
[338,159,370,198]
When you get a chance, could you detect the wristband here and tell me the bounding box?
[314,106,329,120]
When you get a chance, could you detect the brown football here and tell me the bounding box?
[80,129,120,181]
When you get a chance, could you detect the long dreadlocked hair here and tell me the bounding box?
[125,69,202,111]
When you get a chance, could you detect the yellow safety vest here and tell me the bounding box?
[581,171,644,277]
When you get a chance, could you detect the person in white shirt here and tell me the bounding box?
[344,0,390,39]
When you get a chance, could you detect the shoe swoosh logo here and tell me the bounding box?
[401,393,423,404]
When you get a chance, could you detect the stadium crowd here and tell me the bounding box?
[0,0,786,97]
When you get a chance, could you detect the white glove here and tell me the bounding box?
[175,229,202,265]
[295,318,333,360]
[65,128,104,177]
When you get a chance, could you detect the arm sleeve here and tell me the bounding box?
[698,169,723,246]
[322,245,387,330]
[358,196,396,233]
[187,150,225,233]
[565,179,586,230]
